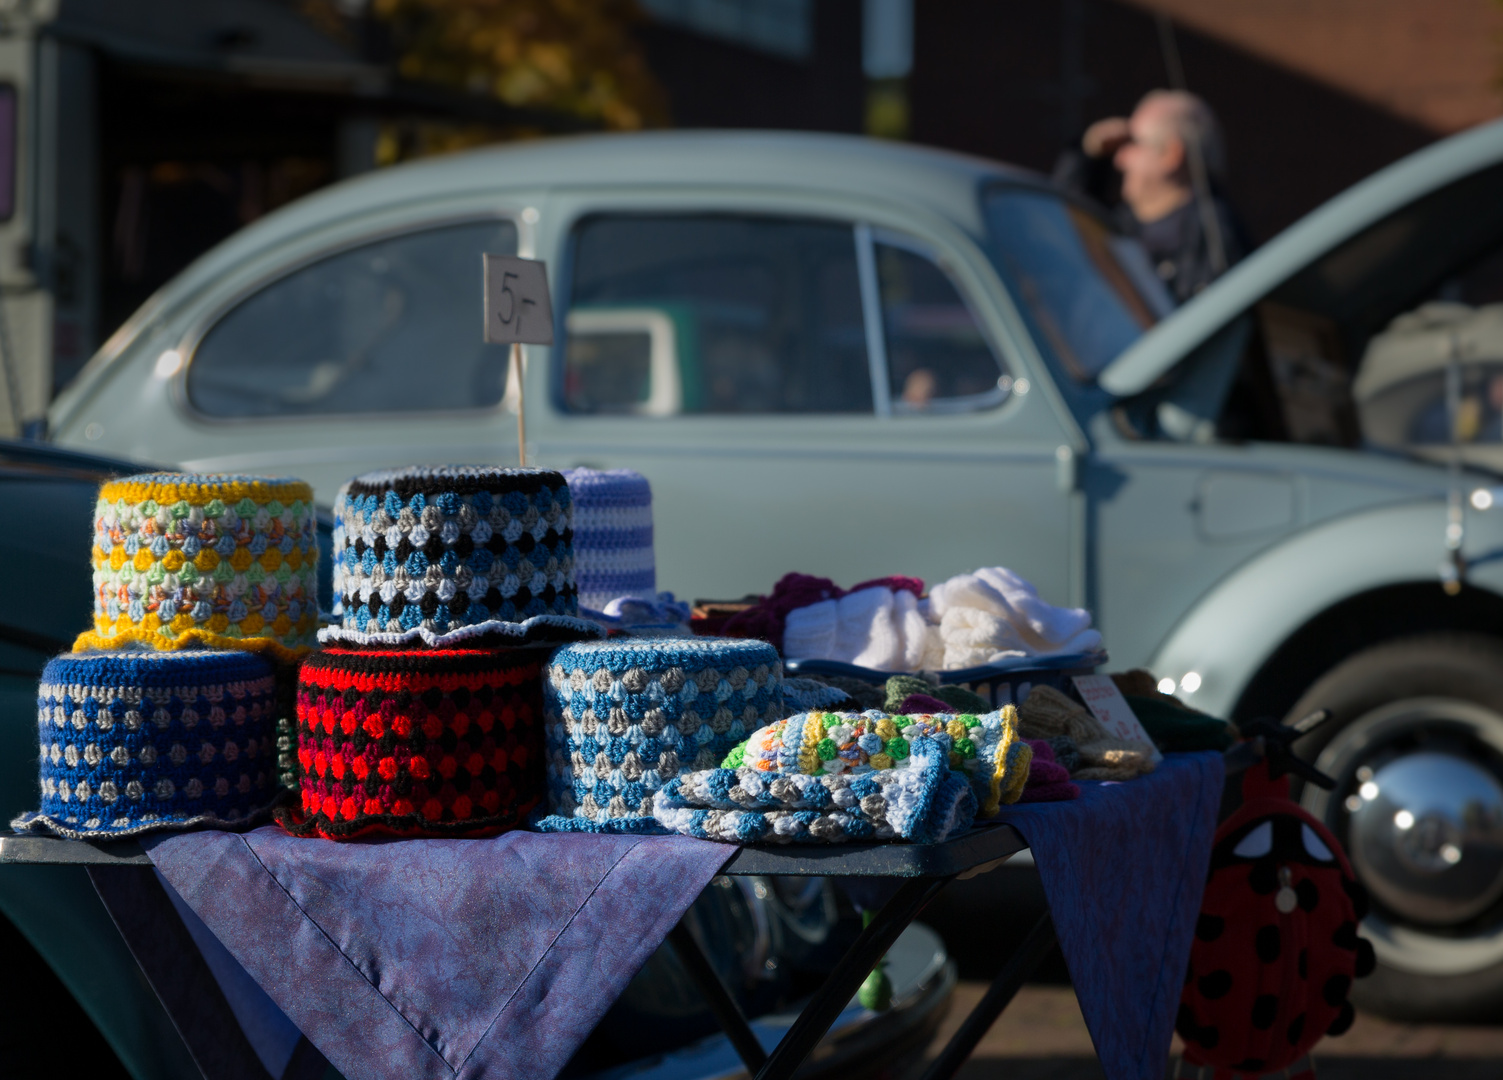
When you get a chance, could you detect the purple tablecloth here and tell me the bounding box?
[146,751,1222,1080]
[146,829,733,1080]
[994,751,1225,1080]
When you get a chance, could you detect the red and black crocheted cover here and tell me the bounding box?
[275,648,544,840]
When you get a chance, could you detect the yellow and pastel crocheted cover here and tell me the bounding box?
[73,474,319,662]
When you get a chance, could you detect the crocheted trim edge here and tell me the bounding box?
[530,812,670,835]
[11,799,282,840]
[317,614,602,649]
[72,628,314,664]
[273,798,538,840]
[344,467,567,500]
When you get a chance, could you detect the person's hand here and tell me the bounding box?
[1083,117,1130,158]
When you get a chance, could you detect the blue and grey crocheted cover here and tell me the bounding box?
[651,733,976,844]
[535,637,783,833]
[10,650,280,839]
[561,468,656,613]
[322,466,601,648]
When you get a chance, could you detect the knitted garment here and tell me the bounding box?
[1017,738,1080,803]
[720,573,923,655]
[884,675,992,716]
[277,649,545,840]
[10,650,280,839]
[782,585,933,671]
[783,677,855,713]
[72,473,319,662]
[1017,685,1157,781]
[653,734,975,844]
[561,468,656,613]
[927,566,1103,668]
[536,637,783,833]
[321,466,600,649]
[723,708,1031,816]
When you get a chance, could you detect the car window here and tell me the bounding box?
[874,237,1009,412]
[187,219,518,418]
[562,214,870,414]
[982,186,1166,382]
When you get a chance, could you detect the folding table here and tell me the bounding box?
[1,823,1048,1080]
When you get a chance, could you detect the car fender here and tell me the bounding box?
[1148,496,1503,718]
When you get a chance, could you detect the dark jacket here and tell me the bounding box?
[1052,147,1250,304]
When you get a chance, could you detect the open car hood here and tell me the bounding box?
[1097,117,1503,398]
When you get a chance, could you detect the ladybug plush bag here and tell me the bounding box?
[1176,721,1376,1080]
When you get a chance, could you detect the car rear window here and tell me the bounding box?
[187,219,518,418]
[983,186,1167,382]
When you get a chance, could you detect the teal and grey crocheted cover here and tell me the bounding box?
[536,636,783,833]
[322,466,601,648]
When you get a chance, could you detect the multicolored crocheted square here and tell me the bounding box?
[322,466,601,649]
[276,648,545,839]
[724,707,1030,815]
[73,473,319,662]
[536,637,783,832]
[652,730,977,844]
[10,650,280,839]
[561,468,655,613]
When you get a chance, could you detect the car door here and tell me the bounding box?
[526,189,1084,608]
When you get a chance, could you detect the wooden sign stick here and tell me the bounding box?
[512,342,526,467]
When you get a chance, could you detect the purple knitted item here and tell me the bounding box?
[898,692,955,714]
[1019,738,1080,803]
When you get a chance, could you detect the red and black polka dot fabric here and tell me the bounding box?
[1178,766,1375,1076]
[275,648,544,840]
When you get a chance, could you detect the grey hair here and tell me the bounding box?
[1139,89,1226,181]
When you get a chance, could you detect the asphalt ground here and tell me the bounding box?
[919,983,1503,1079]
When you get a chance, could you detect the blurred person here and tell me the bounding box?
[1055,90,1248,303]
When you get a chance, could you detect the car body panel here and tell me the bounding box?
[1148,493,1503,716]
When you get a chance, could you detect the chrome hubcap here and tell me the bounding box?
[1346,751,1503,923]
[1302,697,1503,975]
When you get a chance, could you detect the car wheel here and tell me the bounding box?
[1288,633,1503,1021]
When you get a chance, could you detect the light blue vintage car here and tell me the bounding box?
[46,123,1503,1017]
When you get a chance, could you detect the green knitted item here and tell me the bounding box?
[1124,695,1236,752]
[883,675,992,715]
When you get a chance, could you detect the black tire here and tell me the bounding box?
[1287,633,1503,1021]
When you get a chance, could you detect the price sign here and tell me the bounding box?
[483,255,554,345]
[1071,675,1164,765]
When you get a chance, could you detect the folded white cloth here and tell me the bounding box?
[782,586,931,671]
[780,567,1100,673]
[928,567,1101,668]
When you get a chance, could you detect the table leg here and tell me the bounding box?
[755,876,950,1080]
[87,865,272,1080]
[667,919,770,1075]
[915,910,1057,1080]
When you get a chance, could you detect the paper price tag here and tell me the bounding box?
[1071,675,1163,764]
[483,255,554,345]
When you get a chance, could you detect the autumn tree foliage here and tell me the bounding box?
[370,0,668,131]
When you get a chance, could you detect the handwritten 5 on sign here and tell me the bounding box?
[483,256,554,345]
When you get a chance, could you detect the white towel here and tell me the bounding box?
[928,567,1101,668]
[783,586,934,672]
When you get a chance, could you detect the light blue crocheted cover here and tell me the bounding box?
[10,650,280,839]
[536,636,783,833]
[562,468,656,613]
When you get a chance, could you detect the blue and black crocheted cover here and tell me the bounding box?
[536,637,783,833]
[322,466,601,648]
[11,649,280,839]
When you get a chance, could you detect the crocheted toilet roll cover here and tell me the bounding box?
[277,648,545,839]
[561,467,656,612]
[322,466,600,648]
[537,637,783,832]
[73,473,319,662]
[10,650,280,839]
